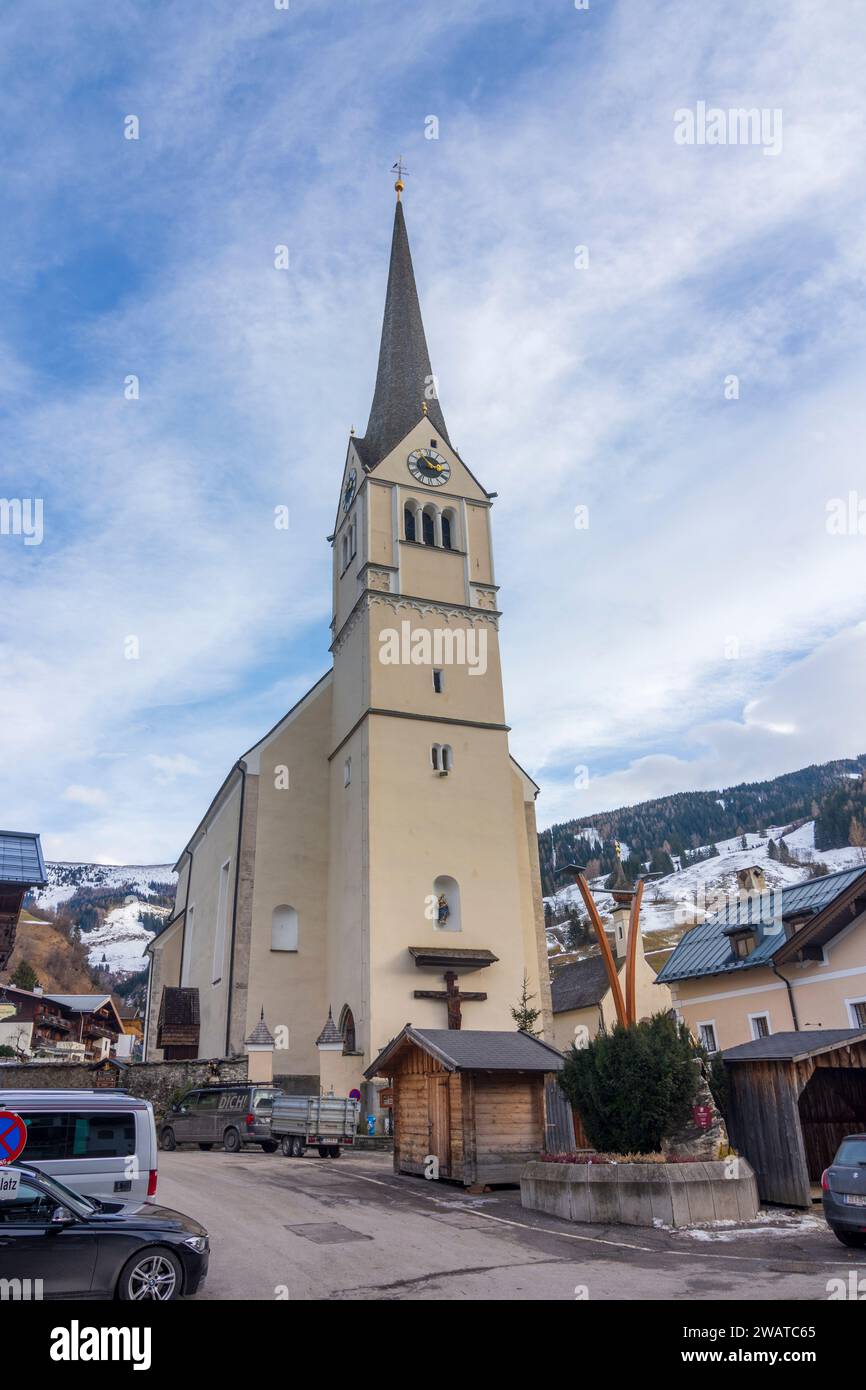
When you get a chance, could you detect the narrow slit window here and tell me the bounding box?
[433,669,443,693]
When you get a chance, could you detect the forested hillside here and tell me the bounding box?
[539,756,866,895]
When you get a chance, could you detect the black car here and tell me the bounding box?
[822,1134,866,1247]
[0,1162,209,1300]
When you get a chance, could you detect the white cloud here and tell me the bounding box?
[1,0,865,858]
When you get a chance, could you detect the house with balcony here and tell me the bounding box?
[0,986,124,1060]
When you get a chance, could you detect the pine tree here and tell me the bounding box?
[511,972,541,1037]
[10,960,39,991]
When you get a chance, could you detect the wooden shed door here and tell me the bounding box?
[428,1074,451,1177]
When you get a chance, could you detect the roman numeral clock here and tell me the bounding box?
[407,447,451,486]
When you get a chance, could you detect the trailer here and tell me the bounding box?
[269,1094,360,1158]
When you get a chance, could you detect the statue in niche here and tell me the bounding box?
[437,894,450,927]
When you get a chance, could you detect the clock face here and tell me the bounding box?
[342,468,357,512]
[407,448,451,487]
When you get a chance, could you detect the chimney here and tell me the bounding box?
[737,865,766,894]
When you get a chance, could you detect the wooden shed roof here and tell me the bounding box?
[365,1026,564,1079]
[722,1028,866,1064]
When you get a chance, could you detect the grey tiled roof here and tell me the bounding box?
[353,199,450,471]
[722,1028,866,1063]
[316,1008,343,1047]
[366,1026,564,1078]
[0,831,47,887]
[45,994,111,1013]
[657,866,866,984]
[245,1012,275,1047]
[551,953,624,1013]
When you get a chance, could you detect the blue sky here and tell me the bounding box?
[2,0,866,862]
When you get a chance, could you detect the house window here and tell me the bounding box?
[441,513,452,549]
[433,669,443,693]
[271,904,299,952]
[441,744,453,772]
[697,1021,718,1054]
[431,744,441,771]
[422,509,435,546]
[847,998,866,1028]
[344,757,351,787]
[404,506,416,542]
[749,1012,771,1040]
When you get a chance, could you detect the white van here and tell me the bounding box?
[0,1089,158,1208]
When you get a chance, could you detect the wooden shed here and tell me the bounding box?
[365,1026,564,1187]
[723,1028,866,1207]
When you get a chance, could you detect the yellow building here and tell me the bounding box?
[657,865,866,1053]
[144,188,552,1116]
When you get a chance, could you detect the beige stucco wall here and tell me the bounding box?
[669,909,866,1051]
[242,680,332,1076]
[176,774,243,1058]
[145,915,183,1060]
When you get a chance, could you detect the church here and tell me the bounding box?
[144,177,553,1121]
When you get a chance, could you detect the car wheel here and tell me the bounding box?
[291,1137,304,1158]
[328,1146,340,1158]
[281,1136,293,1157]
[118,1246,183,1301]
[318,1145,330,1158]
[261,1141,278,1153]
[223,1127,242,1153]
[197,1143,213,1151]
[160,1127,177,1152]
[833,1228,866,1248]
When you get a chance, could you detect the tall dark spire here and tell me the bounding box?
[354,196,450,470]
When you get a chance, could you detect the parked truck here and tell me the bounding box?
[270,1094,361,1158]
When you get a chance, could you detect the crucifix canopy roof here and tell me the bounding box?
[408,946,499,972]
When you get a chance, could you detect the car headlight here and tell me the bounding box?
[182,1235,208,1253]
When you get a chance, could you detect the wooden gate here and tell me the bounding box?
[428,1073,451,1177]
[798,1067,866,1180]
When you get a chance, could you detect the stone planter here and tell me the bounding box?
[520,1158,759,1228]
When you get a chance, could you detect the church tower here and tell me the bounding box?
[323,179,552,1089]
[145,178,552,1108]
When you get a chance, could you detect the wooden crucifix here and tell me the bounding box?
[413,971,487,1029]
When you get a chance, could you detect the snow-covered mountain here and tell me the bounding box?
[25,861,177,982]
[31,861,176,913]
[545,819,866,947]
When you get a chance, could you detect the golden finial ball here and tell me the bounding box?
[394,178,404,195]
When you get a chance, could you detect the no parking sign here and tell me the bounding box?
[0,1111,26,1165]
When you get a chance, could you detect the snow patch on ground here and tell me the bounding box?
[673,1209,827,1241]
[86,899,171,977]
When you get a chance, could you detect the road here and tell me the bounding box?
[155,1148,866,1301]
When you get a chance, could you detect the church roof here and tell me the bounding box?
[353,197,450,471]
[550,953,624,1013]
